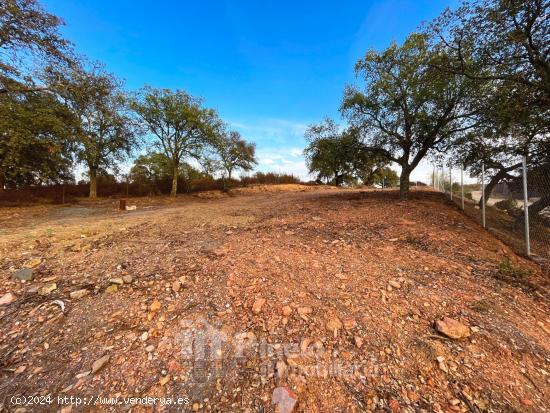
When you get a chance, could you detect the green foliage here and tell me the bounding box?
[79,170,117,185]
[497,258,531,280]
[210,128,257,189]
[369,166,399,187]
[131,87,220,196]
[50,63,141,197]
[0,0,71,94]
[304,118,389,186]
[0,90,75,188]
[130,152,172,185]
[430,0,549,199]
[429,0,549,110]
[304,119,347,185]
[341,33,478,199]
[129,152,210,194]
[242,172,300,186]
[493,199,518,212]
[0,1,77,190]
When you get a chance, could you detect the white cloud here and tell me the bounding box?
[289,148,303,157]
[228,117,309,145]
[227,117,313,180]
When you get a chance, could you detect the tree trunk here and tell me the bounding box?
[170,164,178,197]
[478,163,521,207]
[222,176,228,192]
[514,194,550,230]
[399,168,410,200]
[223,169,232,192]
[335,172,344,187]
[89,167,98,198]
[527,194,550,217]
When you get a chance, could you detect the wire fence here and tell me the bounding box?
[431,159,550,263]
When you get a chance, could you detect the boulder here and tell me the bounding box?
[435,317,470,339]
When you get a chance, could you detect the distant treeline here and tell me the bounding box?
[0,171,303,204]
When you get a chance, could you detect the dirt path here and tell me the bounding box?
[0,188,549,412]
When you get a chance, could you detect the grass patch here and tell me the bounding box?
[497,258,531,280]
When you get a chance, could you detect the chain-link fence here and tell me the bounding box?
[431,159,550,262]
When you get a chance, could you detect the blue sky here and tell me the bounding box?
[44,0,457,181]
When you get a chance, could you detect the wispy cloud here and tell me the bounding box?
[229,118,309,145]
[253,147,311,180]
[229,117,313,179]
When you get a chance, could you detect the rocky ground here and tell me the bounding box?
[0,187,549,413]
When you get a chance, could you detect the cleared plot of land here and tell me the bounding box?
[0,187,548,412]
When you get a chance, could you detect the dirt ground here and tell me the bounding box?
[0,186,549,413]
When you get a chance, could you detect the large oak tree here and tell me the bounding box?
[341,33,478,199]
[131,87,220,196]
[52,64,140,198]
[430,0,549,207]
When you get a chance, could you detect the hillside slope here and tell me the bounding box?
[0,189,548,412]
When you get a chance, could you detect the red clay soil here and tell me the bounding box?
[0,188,548,412]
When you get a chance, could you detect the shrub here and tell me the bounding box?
[497,258,531,280]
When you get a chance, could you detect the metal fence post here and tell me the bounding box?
[522,156,531,256]
[449,166,453,200]
[460,164,464,211]
[481,162,486,228]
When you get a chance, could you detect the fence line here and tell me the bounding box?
[522,156,531,256]
[431,160,550,262]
